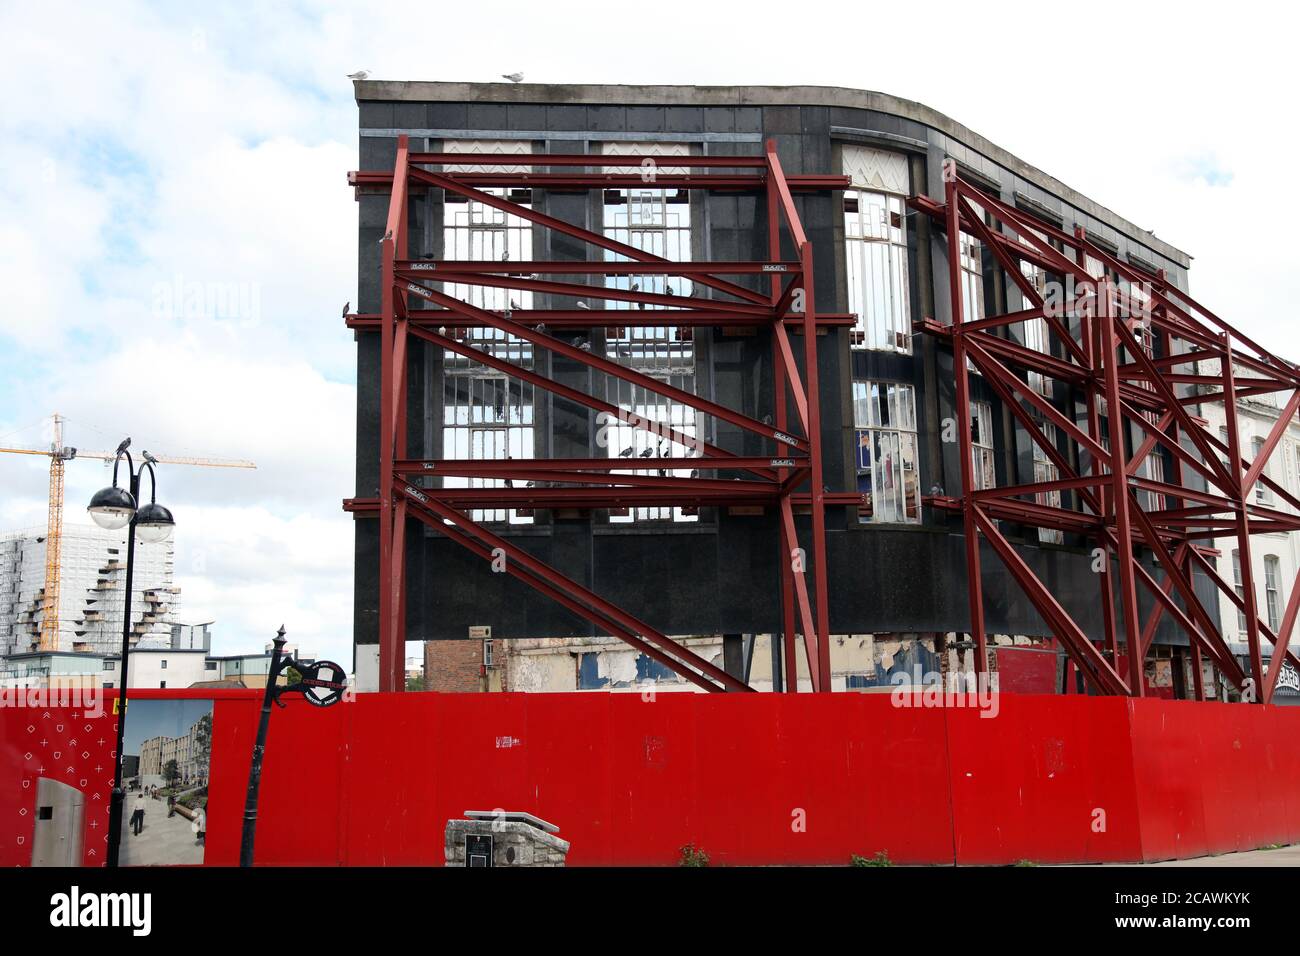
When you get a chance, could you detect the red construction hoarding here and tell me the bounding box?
[3,688,1298,867]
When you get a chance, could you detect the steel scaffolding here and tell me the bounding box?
[917,170,1300,704]
[347,139,1298,703]
[345,135,850,692]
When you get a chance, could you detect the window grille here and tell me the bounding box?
[601,143,697,523]
[439,141,536,524]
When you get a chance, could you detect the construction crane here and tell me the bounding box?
[0,413,256,652]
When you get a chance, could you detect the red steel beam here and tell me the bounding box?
[402,279,804,452]
[402,260,800,276]
[354,170,848,191]
[357,139,836,692]
[398,481,753,693]
[400,269,770,316]
[376,133,410,693]
[928,172,1300,703]
[768,140,831,691]
[347,309,857,330]
[400,494,734,693]
[411,152,772,168]
[395,456,799,475]
[410,165,769,306]
[972,507,1130,695]
[946,175,989,679]
[407,323,776,480]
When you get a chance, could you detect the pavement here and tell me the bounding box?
[117,795,205,866]
[1127,845,1300,867]
[1133,842,1294,868]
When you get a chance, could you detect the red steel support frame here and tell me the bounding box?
[918,173,1300,702]
[349,136,849,692]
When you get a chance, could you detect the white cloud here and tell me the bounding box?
[166,505,354,665]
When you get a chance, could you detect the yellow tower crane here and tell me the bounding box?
[0,413,256,651]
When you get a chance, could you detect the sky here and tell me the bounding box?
[0,0,1290,666]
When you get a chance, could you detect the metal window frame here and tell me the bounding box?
[971,400,996,492]
[441,374,536,525]
[1265,554,1282,632]
[852,379,921,525]
[601,146,697,524]
[843,188,912,354]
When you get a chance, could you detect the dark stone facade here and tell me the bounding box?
[350,84,1211,649]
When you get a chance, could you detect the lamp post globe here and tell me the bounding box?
[134,501,175,543]
[87,485,137,530]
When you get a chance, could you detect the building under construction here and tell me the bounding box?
[345,81,1299,705]
[0,524,177,657]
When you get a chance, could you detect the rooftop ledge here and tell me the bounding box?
[353,79,1191,269]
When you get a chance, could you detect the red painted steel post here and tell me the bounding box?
[1222,337,1265,700]
[769,170,796,693]
[1076,228,1118,672]
[377,230,395,691]
[391,150,411,695]
[1154,269,1200,700]
[1184,552,1207,701]
[800,239,833,692]
[946,177,988,681]
[1098,278,1143,696]
[378,134,409,693]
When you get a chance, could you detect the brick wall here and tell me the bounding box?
[423,640,485,692]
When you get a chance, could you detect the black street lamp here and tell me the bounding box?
[88,438,175,868]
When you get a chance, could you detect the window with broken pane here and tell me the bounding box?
[852,379,920,524]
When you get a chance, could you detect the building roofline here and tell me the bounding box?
[103,648,210,658]
[3,651,106,661]
[353,79,1191,268]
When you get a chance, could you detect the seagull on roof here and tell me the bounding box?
[502,73,524,83]
[342,301,350,319]
[347,70,369,81]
